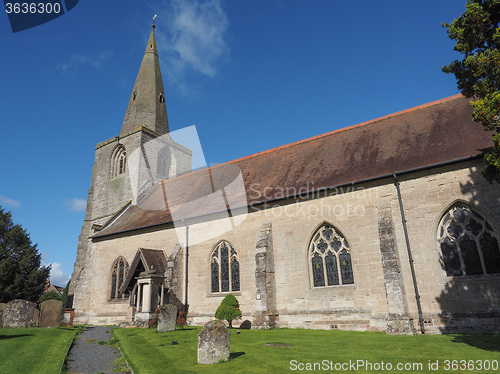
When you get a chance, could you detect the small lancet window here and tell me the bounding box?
[156,150,171,179]
[110,257,129,300]
[210,241,240,293]
[438,203,500,277]
[112,145,127,178]
[132,90,137,101]
[309,224,354,287]
[159,93,165,104]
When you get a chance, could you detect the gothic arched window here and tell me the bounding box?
[309,224,354,287]
[210,241,240,293]
[156,150,171,179]
[111,145,127,178]
[110,257,129,300]
[438,203,500,277]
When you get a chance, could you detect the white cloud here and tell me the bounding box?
[57,51,114,73]
[156,0,229,93]
[65,198,87,212]
[0,194,21,208]
[49,262,70,287]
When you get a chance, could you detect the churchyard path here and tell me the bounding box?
[66,325,131,373]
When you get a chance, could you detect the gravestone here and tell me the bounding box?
[39,299,63,328]
[0,303,7,328]
[3,299,38,328]
[157,304,177,332]
[197,320,230,364]
[239,320,252,329]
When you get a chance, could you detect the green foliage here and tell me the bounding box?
[148,306,161,329]
[177,310,188,327]
[215,294,242,327]
[62,280,70,308]
[39,290,62,303]
[443,0,500,181]
[0,206,50,302]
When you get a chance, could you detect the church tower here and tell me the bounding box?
[69,25,191,320]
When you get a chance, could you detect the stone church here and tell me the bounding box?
[69,25,500,334]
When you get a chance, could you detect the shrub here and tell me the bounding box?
[215,294,242,328]
[61,280,70,308]
[148,306,161,328]
[39,290,62,304]
[176,310,187,328]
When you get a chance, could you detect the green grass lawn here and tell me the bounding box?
[113,327,500,374]
[0,327,78,374]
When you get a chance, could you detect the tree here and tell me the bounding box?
[39,290,62,304]
[0,206,50,303]
[443,0,500,182]
[61,280,71,308]
[215,294,242,328]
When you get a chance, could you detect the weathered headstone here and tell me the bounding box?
[157,304,177,332]
[3,299,38,328]
[239,319,252,329]
[39,299,63,328]
[0,303,7,328]
[197,320,230,364]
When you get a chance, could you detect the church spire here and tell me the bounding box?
[121,24,169,135]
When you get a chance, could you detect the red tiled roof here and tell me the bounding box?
[94,95,493,238]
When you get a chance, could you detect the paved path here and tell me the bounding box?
[66,326,130,374]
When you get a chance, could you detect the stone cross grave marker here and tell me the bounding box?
[157,304,177,332]
[197,320,230,364]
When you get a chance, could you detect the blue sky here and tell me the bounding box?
[0,0,467,286]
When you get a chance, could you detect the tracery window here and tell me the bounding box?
[110,257,129,300]
[310,224,354,287]
[210,241,240,293]
[111,145,127,177]
[438,203,500,277]
[156,150,171,179]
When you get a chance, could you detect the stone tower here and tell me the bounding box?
[69,25,191,320]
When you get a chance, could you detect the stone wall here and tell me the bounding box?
[74,159,500,333]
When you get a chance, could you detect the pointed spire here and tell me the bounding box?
[121,24,169,135]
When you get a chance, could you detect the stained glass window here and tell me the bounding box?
[438,204,500,276]
[309,224,354,287]
[211,260,219,293]
[110,257,129,300]
[210,241,240,293]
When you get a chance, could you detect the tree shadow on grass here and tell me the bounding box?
[229,352,245,360]
[0,334,34,340]
[174,327,196,331]
[452,334,500,352]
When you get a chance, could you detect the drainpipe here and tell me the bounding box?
[183,220,189,312]
[393,174,425,334]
